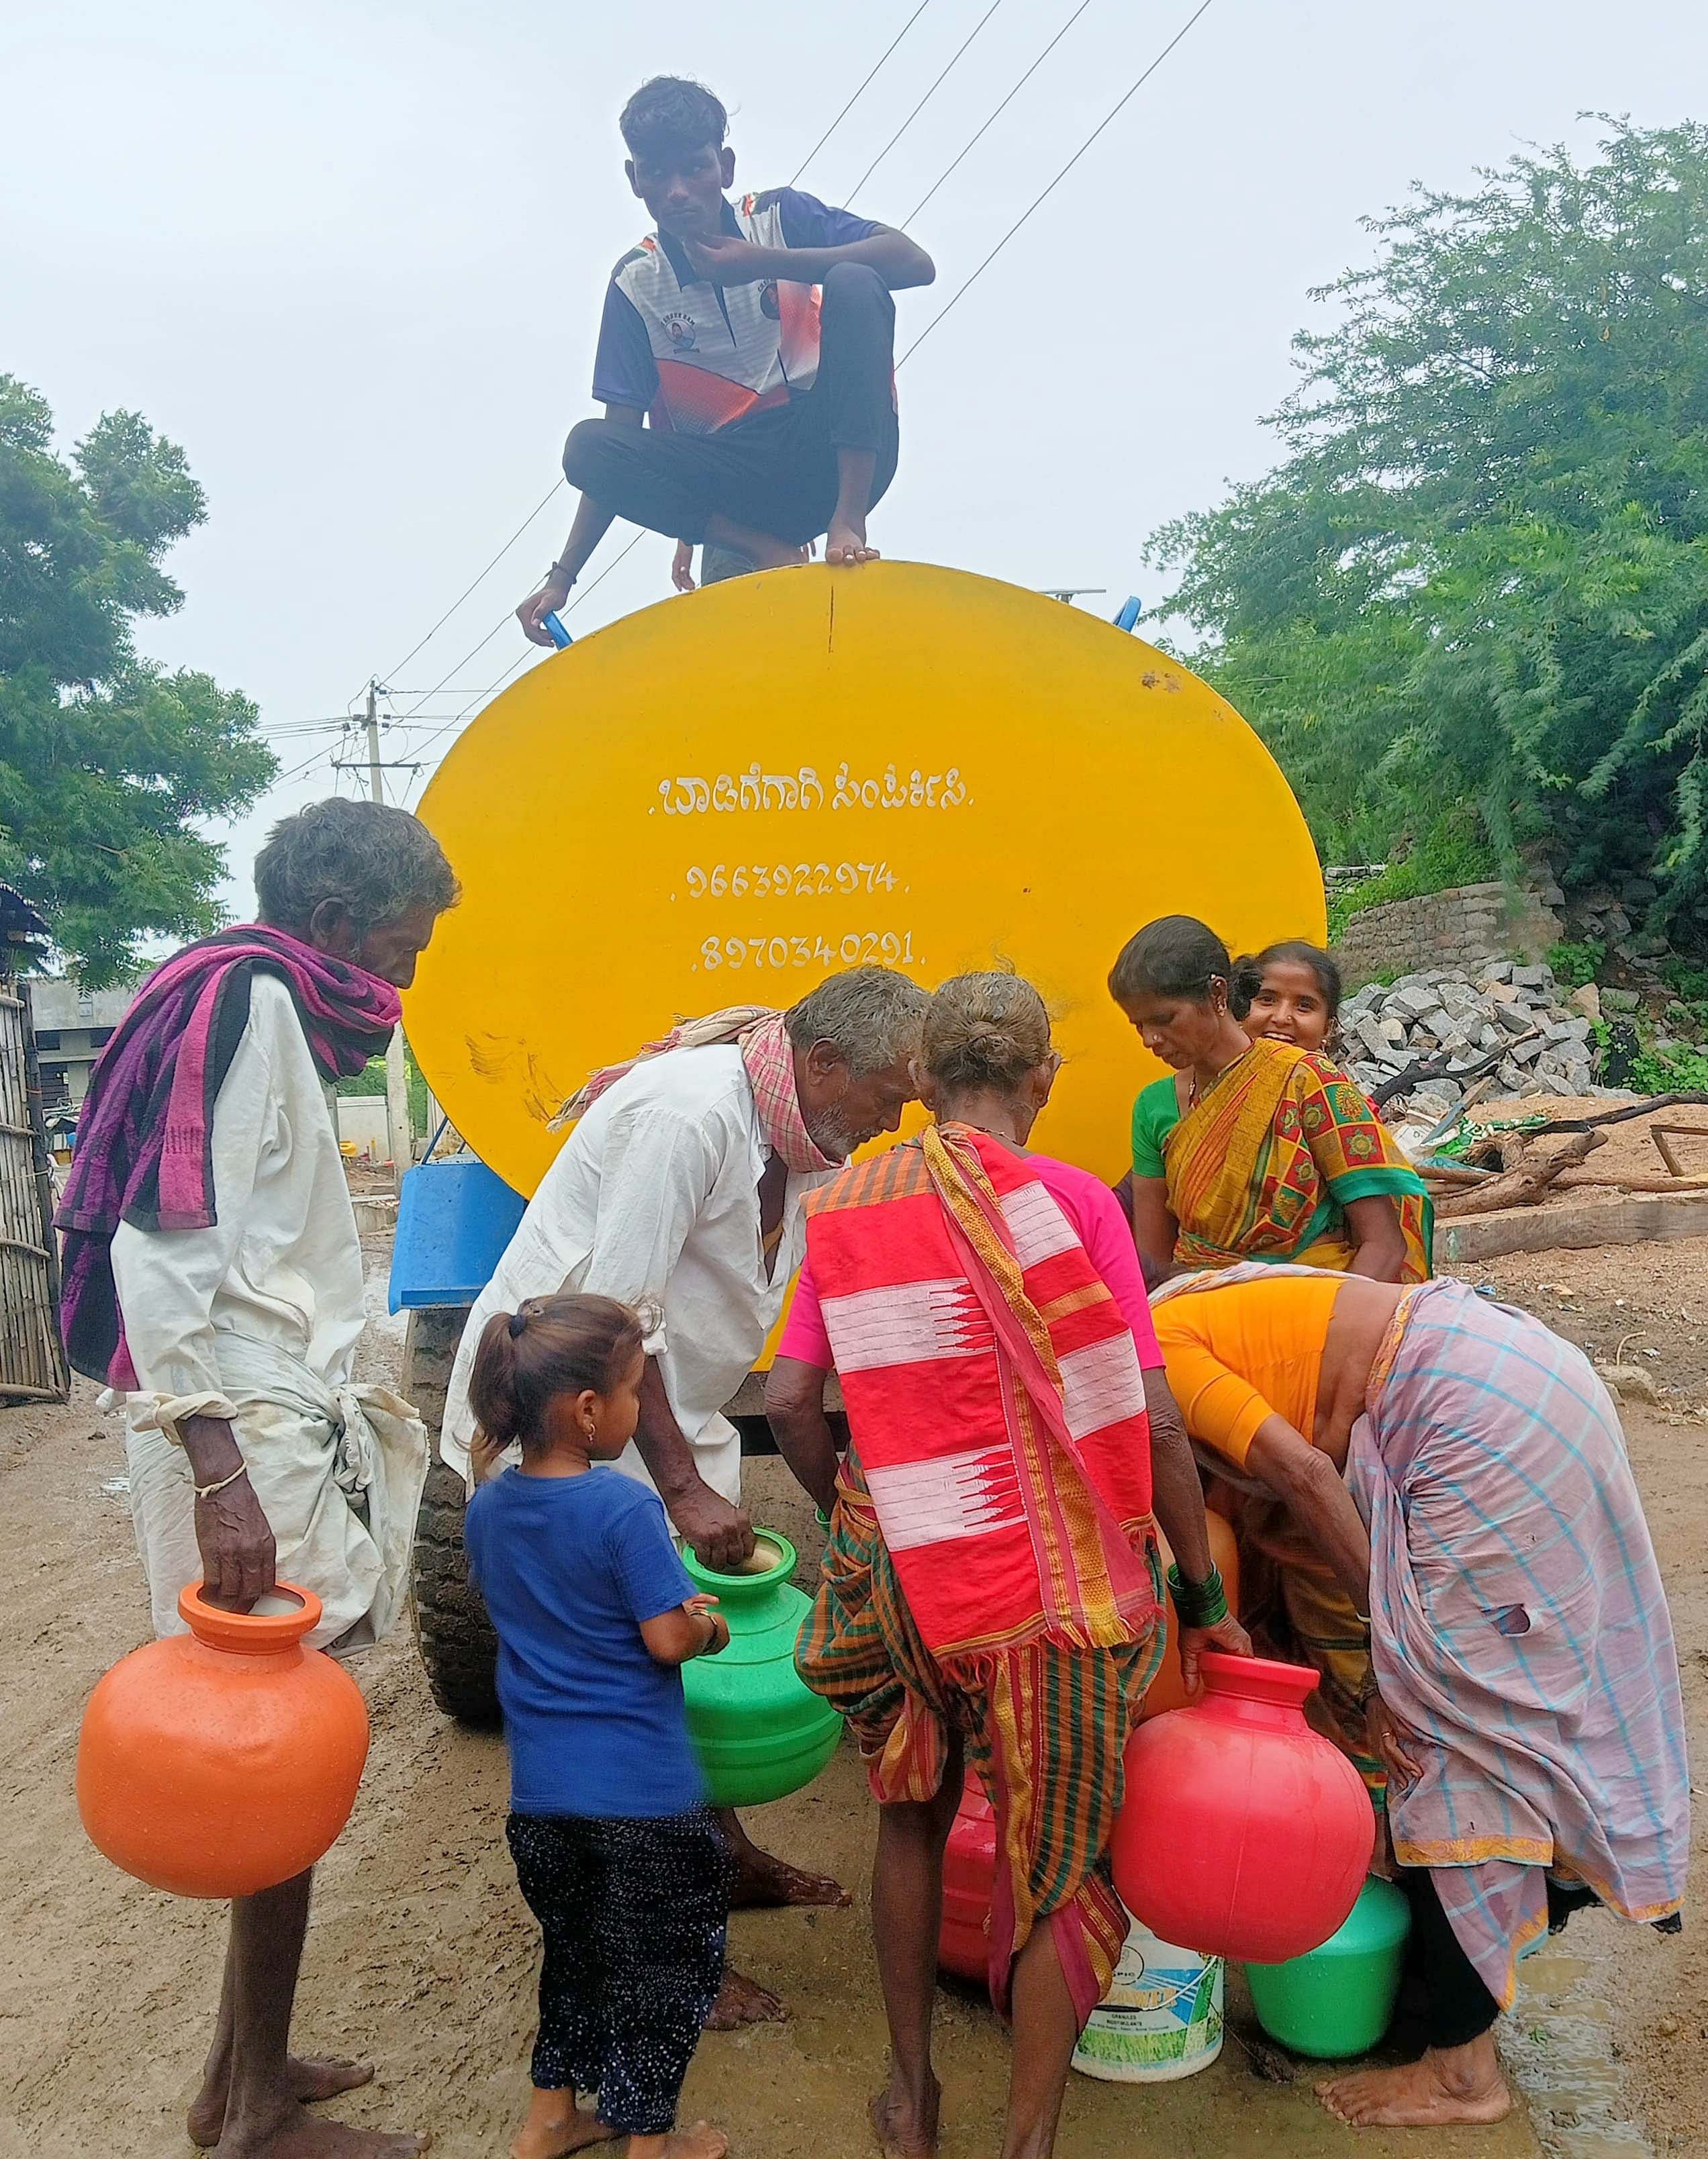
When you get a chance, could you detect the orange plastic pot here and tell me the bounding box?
[1141,1511,1242,1719]
[77,1582,370,1898]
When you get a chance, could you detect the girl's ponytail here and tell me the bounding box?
[469,1293,645,1457]
[469,1307,530,1448]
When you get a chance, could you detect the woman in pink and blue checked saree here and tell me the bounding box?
[1151,1264,1688,2131]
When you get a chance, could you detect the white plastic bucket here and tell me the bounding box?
[1071,1914,1225,2083]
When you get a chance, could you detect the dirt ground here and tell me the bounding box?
[1443,1239,1708,2155]
[1433,1093,1708,1250]
[3,1237,1701,2159]
[1466,1095,1708,1191]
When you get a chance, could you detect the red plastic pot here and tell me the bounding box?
[1112,1651,1373,1964]
[77,1582,369,1898]
[938,1768,997,1984]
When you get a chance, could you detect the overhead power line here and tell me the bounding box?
[358,2,933,724]
[904,0,1098,224]
[790,0,938,185]
[403,530,657,787]
[258,718,354,740]
[845,0,1007,200]
[900,0,1220,365]
[393,523,649,729]
[393,615,516,722]
[403,651,534,806]
[273,729,354,786]
[361,479,565,705]
[556,528,652,620]
[344,0,1183,788]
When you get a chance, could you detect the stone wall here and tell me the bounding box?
[1335,881,1562,986]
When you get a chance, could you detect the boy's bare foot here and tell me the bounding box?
[212,2103,430,2158]
[512,2089,616,2159]
[704,1968,786,2028]
[1317,2039,1511,2127]
[728,1848,849,1909]
[826,518,878,567]
[738,534,810,572]
[700,512,810,575]
[867,2076,939,2159]
[191,2058,376,2146]
[628,2122,728,2159]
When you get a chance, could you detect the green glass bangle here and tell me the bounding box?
[1167,1562,1229,1629]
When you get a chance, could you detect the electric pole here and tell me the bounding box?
[365,683,385,806]
[348,681,416,1186]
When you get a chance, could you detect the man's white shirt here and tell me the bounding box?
[441,1046,829,1497]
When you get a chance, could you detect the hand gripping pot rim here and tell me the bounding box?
[679,1531,842,1808]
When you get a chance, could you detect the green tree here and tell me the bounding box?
[0,375,277,983]
[1148,120,1708,932]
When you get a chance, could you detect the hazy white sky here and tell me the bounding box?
[7,0,1707,915]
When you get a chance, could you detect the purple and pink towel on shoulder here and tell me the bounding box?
[54,924,399,1388]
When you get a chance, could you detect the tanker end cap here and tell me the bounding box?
[404,561,1323,1198]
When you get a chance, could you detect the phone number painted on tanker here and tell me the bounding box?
[695,931,918,972]
[655,763,970,815]
[685,861,902,899]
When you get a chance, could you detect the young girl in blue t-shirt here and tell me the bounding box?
[465,1293,732,2159]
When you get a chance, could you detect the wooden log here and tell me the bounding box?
[1552,1169,1708,1194]
[1437,1191,1708,1264]
[1522,1092,1708,1138]
[1646,1123,1708,1180]
[1433,1130,1605,1220]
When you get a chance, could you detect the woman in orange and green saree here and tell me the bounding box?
[1107,916,1432,1798]
[1108,916,1433,1290]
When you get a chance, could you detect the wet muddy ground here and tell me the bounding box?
[3,1241,1700,2158]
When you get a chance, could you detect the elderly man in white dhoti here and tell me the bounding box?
[442,966,932,2025]
[56,798,459,2159]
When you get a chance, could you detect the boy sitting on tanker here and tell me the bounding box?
[518,74,934,638]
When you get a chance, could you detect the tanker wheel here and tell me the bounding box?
[402,1307,500,1728]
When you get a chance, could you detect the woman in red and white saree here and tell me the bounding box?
[767,973,1247,2159]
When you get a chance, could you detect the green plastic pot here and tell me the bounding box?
[680,1531,841,1808]
[1244,1876,1411,2059]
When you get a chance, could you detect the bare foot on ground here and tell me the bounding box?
[826,519,878,567]
[1317,2044,1512,2127]
[703,1967,786,2029]
[191,2058,376,2146]
[867,2079,939,2159]
[511,2089,615,2159]
[728,1848,849,1909]
[211,2105,430,2158]
[630,2123,728,2159]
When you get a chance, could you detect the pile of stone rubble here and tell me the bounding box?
[1338,961,1605,1122]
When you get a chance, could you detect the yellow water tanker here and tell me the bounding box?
[406,560,1323,1194]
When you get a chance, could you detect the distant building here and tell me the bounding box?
[29,979,134,1117]
[0,890,70,1403]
